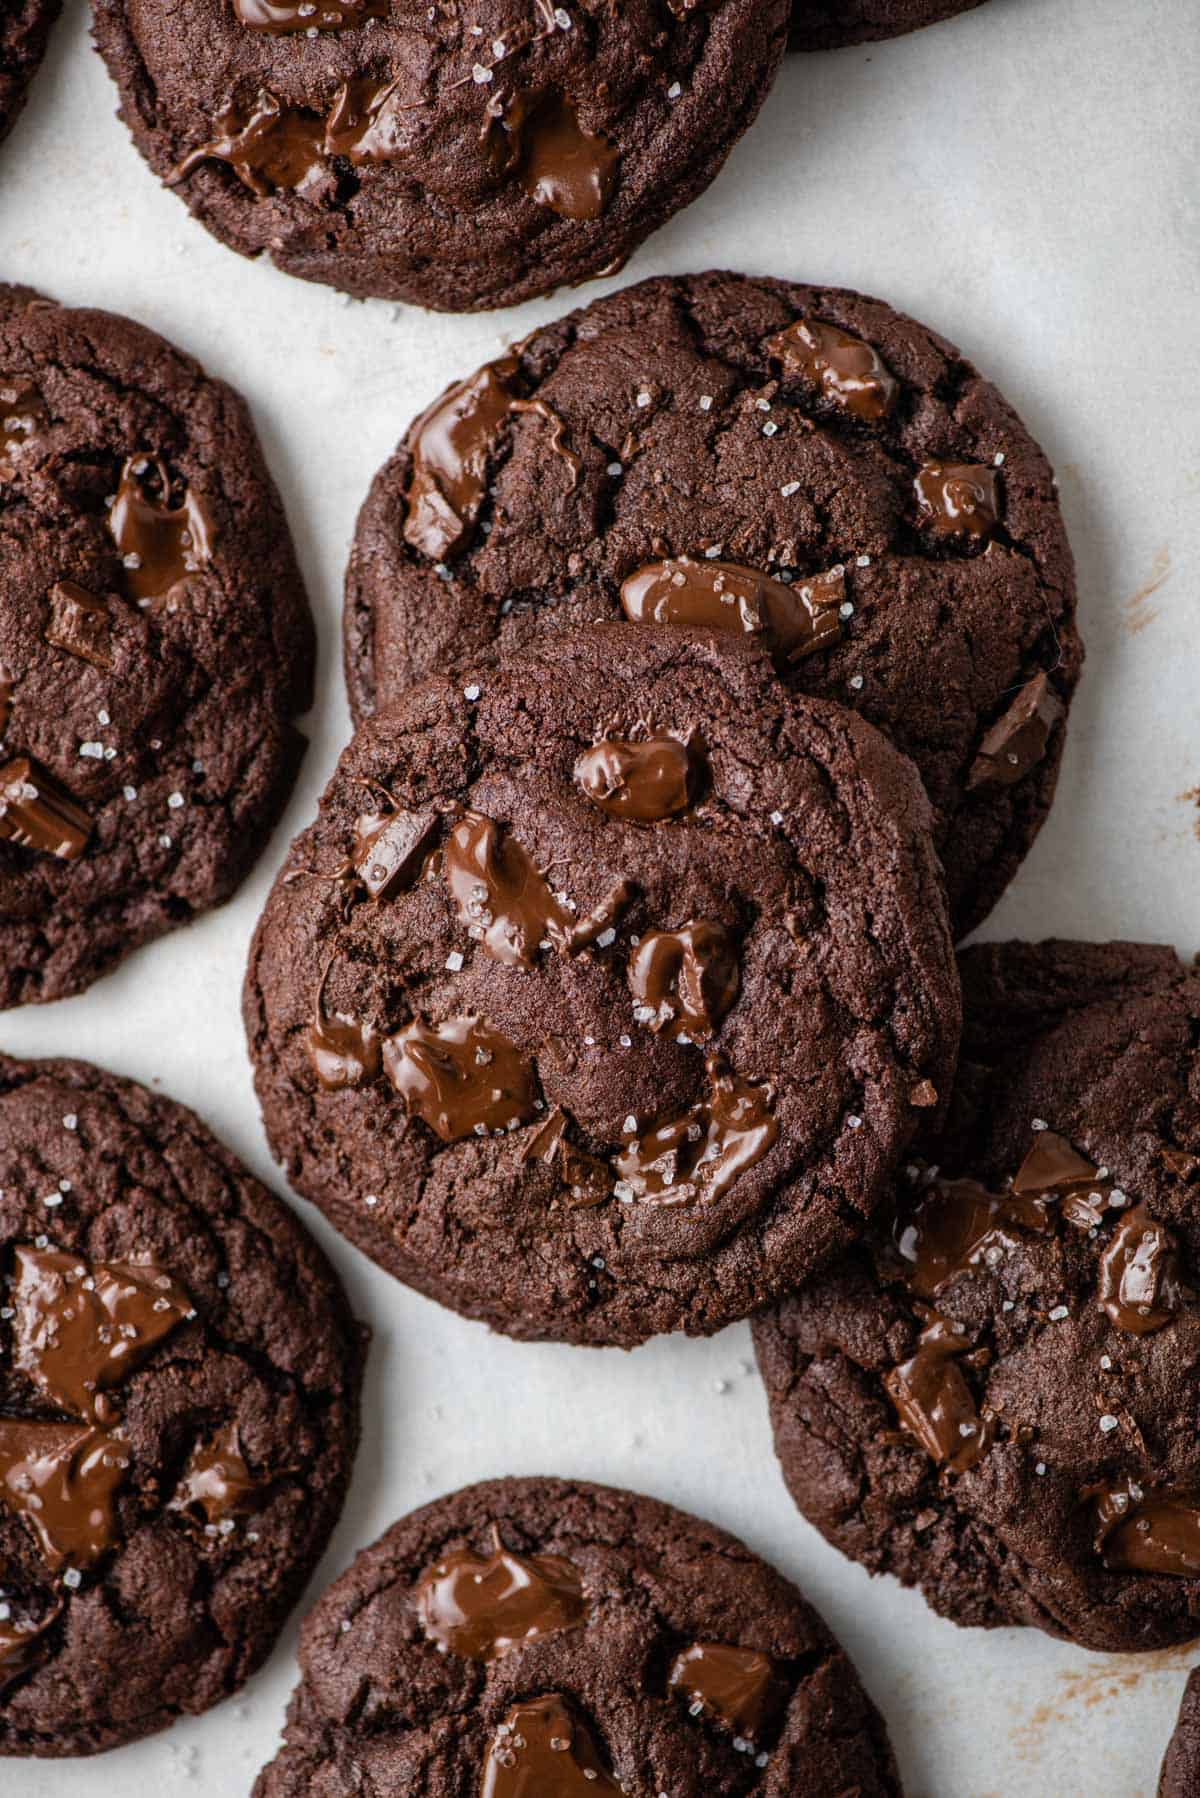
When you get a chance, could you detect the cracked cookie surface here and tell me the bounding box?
[345,270,1079,937]
[90,0,787,310]
[788,0,985,51]
[0,285,313,1006]
[244,625,959,1346]
[0,0,59,145]
[753,938,1200,1654]
[0,1053,364,1756]
[253,1475,903,1796]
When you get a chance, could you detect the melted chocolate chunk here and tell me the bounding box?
[0,1422,129,1571]
[515,94,619,221]
[883,1313,993,1474]
[416,1528,585,1659]
[108,455,214,601]
[892,1171,1053,1298]
[44,581,115,670]
[352,802,439,901]
[1093,1481,1200,1577]
[0,1603,60,1693]
[481,1693,621,1796]
[306,1006,381,1092]
[0,757,92,861]
[170,90,327,195]
[0,376,46,470]
[573,728,705,823]
[615,1057,776,1206]
[767,318,898,422]
[668,1640,778,1737]
[1098,1203,1182,1336]
[1010,1130,1100,1198]
[620,557,845,661]
[520,1109,612,1207]
[444,812,570,968]
[169,1423,262,1526]
[628,920,740,1040]
[383,1016,539,1142]
[967,672,1063,791]
[10,1244,193,1420]
[325,76,421,164]
[914,460,1001,540]
[234,0,388,31]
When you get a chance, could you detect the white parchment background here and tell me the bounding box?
[1,0,1198,1789]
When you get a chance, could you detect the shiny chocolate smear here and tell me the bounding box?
[967,672,1063,791]
[884,1313,993,1474]
[444,812,570,967]
[1093,1481,1200,1576]
[307,1008,382,1092]
[628,920,740,1040]
[169,90,327,196]
[169,1423,262,1527]
[574,729,705,823]
[0,757,91,861]
[108,456,213,601]
[10,1244,193,1421]
[0,1602,60,1693]
[767,318,898,423]
[0,376,46,470]
[352,803,439,901]
[616,1057,776,1206]
[44,581,115,671]
[403,357,520,561]
[325,75,422,164]
[416,1529,585,1660]
[669,1640,778,1737]
[914,460,1000,540]
[1098,1203,1182,1335]
[482,1693,621,1797]
[383,1015,539,1142]
[235,0,389,31]
[892,1172,1053,1299]
[517,94,619,221]
[620,556,845,662]
[0,1421,129,1570]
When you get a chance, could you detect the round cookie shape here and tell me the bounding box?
[753,938,1200,1655]
[1161,1669,1200,1798]
[0,0,60,145]
[344,270,1080,937]
[0,286,314,1006]
[0,1053,364,1756]
[90,0,788,312]
[253,1475,904,1796]
[788,0,986,53]
[244,625,960,1346]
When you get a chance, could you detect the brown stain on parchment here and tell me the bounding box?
[1012,1641,1197,1767]
[1123,546,1172,634]
[1179,788,1200,841]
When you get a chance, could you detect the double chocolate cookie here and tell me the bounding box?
[344,271,1080,936]
[0,0,60,145]
[245,626,960,1346]
[254,1475,903,1795]
[0,1053,363,1755]
[1161,1670,1200,1798]
[753,939,1200,1654]
[788,0,986,53]
[91,0,787,311]
[0,285,313,1006]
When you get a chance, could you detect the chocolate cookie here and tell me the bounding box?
[0,0,60,145]
[244,625,959,1346]
[0,285,314,1006]
[344,271,1079,937]
[0,1053,364,1755]
[1161,1669,1200,1798]
[90,0,788,312]
[788,0,986,53]
[253,1475,903,1795]
[753,938,1200,1654]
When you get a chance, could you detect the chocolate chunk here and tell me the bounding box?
[0,756,91,861]
[668,1640,778,1737]
[1098,1204,1182,1335]
[0,1603,60,1694]
[914,459,1001,539]
[628,919,740,1039]
[768,317,898,422]
[514,93,619,221]
[444,812,569,967]
[108,454,213,601]
[324,75,418,165]
[352,802,439,900]
[967,672,1063,790]
[1093,1482,1200,1577]
[416,1528,585,1660]
[306,1006,381,1092]
[234,0,388,31]
[44,580,115,670]
[482,1693,621,1796]
[403,358,521,562]
[169,1423,262,1527]
[0,375,46,470]
[620,556,845,662]
[574,728,705,823]
[892,1170,1053,1298]
[883,1313,993,1473]
[0,1421,129,1571]
[383,1016,539,1142]
[169,90,327,196]
[615,1057,776,1206]
[10,1244,193,1420]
